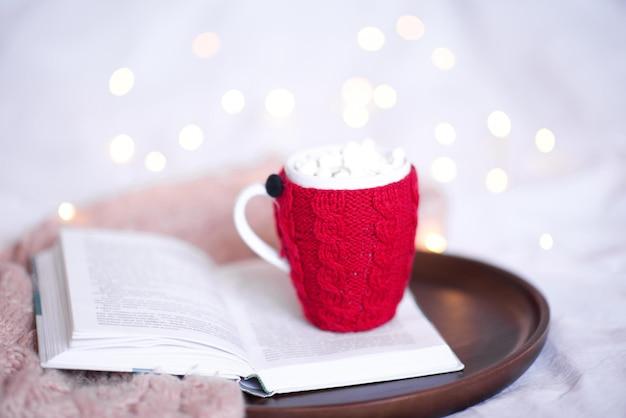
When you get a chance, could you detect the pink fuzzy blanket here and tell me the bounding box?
[0,159,282,418]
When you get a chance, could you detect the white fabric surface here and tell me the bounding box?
[1,1,625,416]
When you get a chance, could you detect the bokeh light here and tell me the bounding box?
[265,88,295,118]
[431,157,457,183]
[372,84,397,109]
[434,122,456,145]
[424,233,447,253]
[341,77,373,105]
[431,47,455,70]
[486,168,508,193]
[535,128,556,153]
[192,32,221,58]
[221,89,245,114]
[58,202,76,221]
[109,67,134,96]
[144,151,167,172]
[357,26,385,51]
[343,104,369,128]
[396,15,425,40]
[487,110,512,138]
[539,233,554,250]
[109,134,135,164]
[178,124,204,150]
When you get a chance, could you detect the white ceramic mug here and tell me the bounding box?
[234,145,419,332]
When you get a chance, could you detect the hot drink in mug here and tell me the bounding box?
[234,141,419,332]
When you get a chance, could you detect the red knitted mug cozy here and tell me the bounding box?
[274,166,419,332]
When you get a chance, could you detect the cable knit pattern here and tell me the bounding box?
[275,166,419,332]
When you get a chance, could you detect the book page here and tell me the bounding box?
[219,262,460,370]
[59,228,246,358]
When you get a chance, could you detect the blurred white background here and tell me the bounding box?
[1,1,625,415]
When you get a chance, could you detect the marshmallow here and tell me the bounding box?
[318,152,343,169]
[298,159,318,176]
[391,147,405,168]
[293,140,406,179]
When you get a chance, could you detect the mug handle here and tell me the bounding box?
[233,183,290,272]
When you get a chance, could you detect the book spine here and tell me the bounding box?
[29,257,42,316]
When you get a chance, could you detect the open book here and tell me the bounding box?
[32,228,464,397]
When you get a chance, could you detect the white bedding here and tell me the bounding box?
[1,1,625,416]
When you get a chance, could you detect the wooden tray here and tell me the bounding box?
[245,251,550,417]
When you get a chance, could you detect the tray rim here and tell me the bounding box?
[245,251,551,417]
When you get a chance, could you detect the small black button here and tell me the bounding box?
[265,174,283,197]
